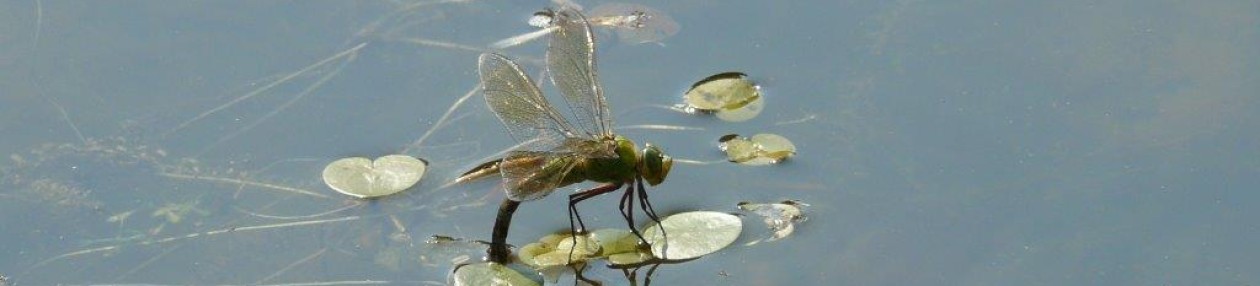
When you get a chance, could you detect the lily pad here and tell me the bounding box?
[449,262,540,286]
[714,94,764,122]
[321,154,427,198]
[683,72,761,111]
[680,72,765,122]
[718,134,797,166]
[738,200,809,244]
[517,242,553,268]
[590,228,639,256]
[642,211,742,260]
[588,3,680,45]
[520,233,601,268]
[606,251,653,266]
[685,72,761,110]
[750,134,797,159]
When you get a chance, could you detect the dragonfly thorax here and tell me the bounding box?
[574,136,641,184]
[571,136,672,187]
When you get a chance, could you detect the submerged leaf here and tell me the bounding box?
[588,3,680,45]
[322,154,427,198]
[450,262,540,286]
[714,94,764,122]
[642,211,742,260]
[683,72,761,111]
[606,251,653,266]
[718,134,797,166]
[738,200,809,244]
[520,233,601,268]
[590,228,639,256]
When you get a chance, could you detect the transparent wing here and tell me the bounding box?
[499,150,582,201]
[479,53,578,150]
[547,7,613,138]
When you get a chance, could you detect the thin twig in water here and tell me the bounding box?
[489,27,557,49]
[671,158,722,165]
[395,37,488,53]
[235,202,361,220]
[168,43,369,136]
[41,95,86,144]
[30,0,86,144]
[157,171,330,199]
[33,0,43,49]
[30,216,362,269]
[117,242,183,280]
[196,45,364,157]
[404,83,482,153]
[256,248,328,284]
[615,124,704,131]
[775,113,818,125]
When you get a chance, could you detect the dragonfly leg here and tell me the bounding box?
[645,261,663,285]
[567,182,623,262]
[572,263,602,285]
[619,182,650,246]
[636,176,667,256]
[489,199,521,264]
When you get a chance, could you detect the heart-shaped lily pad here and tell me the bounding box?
[321,155,427,198]
[642,211,742,260]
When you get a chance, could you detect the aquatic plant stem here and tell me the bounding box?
[489,199,520,263]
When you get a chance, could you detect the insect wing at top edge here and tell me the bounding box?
[546,7,613,138]
[478,53,577,151]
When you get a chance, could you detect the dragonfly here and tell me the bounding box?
[456,7,673,264]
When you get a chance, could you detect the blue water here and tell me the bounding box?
[1,0,1256,285]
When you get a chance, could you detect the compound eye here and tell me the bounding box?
[642,144,671,186]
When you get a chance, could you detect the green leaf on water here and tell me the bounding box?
[606,251,653,266]
[737,200,809,244]
[519,233,600,268]
[714,94,764,122]
[590,228,639,256]
[642,211,742,260]
[683,72,761,111]
[718,133,797,166]
[321,154,427,198]
[450,262,540,286]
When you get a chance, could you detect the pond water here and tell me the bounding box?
[1,0,1257,285]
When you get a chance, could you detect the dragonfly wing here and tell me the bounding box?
[499,150,582,201]
[479,53,578,150]
[547,7,613,137]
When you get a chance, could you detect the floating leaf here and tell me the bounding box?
[738,200,809,245]
[642,211,742,260]
[750,134,797,160]
[590,228,639,256]
[520,233,600,268]
[517,242,552,268]
[718,134,760,163]
[588,3,681,45]
[715,94,764,122]
[555,234,600,258]
[606,251,653,266]
[450,262,540,286]
[422,235,490,266]
[683,72,761,111]
[718,134,796,166]
[321,155,427,198]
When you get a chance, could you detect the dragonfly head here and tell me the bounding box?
[639,143,672,186]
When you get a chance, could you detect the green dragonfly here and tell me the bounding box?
[456,7,673,264]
